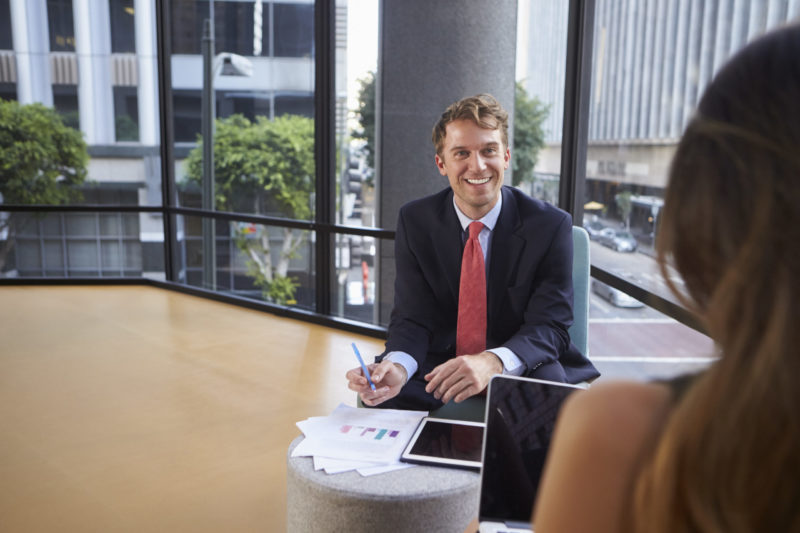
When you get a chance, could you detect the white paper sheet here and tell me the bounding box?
[294,403,427,471]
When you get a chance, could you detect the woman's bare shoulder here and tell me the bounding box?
[532,381,674,532]
[564,380,673,435]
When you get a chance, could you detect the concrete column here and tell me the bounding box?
[136,0,159,146]
[376,0,517,323]
[74,0,115,144]
[10,0,52,105]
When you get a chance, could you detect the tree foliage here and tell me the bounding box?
[615,190,633,229]
[352,71,376,169]
[184,114,315,304]
[512,82,549,187]
[0,99,88,272]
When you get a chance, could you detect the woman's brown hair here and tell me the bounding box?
[630,24,800,532]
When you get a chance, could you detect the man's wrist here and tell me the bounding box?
[482,350,504,374]
[393,362,408,385]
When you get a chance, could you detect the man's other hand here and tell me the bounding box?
[346,359,407,406]
[424,352,503,403]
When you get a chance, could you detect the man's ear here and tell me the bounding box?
[435,153,448,176]
[504,148,510,170]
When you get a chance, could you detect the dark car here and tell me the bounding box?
[596,228,638,252]
[583,220,607,240]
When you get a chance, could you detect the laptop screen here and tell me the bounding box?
[478,375,580,524]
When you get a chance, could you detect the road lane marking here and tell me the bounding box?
[591,356,718,363]
[589,318,678,324]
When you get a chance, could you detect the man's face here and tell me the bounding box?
[435,119,510,220]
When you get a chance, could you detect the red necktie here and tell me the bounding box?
[456,221,487,356]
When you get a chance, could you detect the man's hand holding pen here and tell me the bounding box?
[346,359,407,406]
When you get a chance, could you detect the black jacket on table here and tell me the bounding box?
[377,186,599,410]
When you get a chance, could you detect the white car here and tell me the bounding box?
[592,279,644,308]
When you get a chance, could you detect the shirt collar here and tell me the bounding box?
[453,190,503,232]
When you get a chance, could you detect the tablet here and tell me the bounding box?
[400,417,485,471]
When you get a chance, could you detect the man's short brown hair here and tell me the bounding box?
[431,93,509,157]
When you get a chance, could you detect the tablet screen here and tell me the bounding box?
[401,417,484,471]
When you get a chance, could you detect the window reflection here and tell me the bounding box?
[110,0,136,53]
[113,86,139,141]
[0,0,12,50]
[273,3,314,58]
[47,0,75,52]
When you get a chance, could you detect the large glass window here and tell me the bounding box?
[47,0,76,52]
[171,0,270,56]
[584,0,797,303]
[273,3,314,58]
[170,0,316,309]
[113,86,140,141]
[274,92,313,118]
[3,208,163,278]
[176,215,315,307]
[110,0,136,53]
[330,0,379,324]
[0,0,12,50]
[515,1,569,205]
[52,84,79,130]
[579,0,798,379]
[0,83,16,101]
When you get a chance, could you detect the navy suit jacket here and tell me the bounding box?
[378,186,599,410]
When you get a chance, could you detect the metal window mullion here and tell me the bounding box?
[38,216,47,277]
[314,0,335,317]
[94,212,102,276]
[155,0,177,282]
[559,0,596,222]
[118,212,125,276]
[60,213,68,277]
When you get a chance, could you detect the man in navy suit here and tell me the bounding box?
[347,94,599,411]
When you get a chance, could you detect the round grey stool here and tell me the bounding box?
[287,436,480,533]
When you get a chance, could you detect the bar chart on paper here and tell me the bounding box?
[340,425,401,442]
[294,404,428,464]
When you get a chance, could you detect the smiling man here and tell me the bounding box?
[347,94,599,411]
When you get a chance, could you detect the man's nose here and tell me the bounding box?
[469,154,488,172]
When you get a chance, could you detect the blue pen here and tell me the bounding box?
[351,342,377,391]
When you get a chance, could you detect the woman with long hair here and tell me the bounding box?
[532,24,800,532]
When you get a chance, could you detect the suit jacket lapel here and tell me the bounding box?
[432,191,464,304]
[488,187,525,323]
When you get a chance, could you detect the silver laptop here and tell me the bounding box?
[477,375,584,533]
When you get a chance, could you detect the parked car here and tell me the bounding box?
[583,220,607,240]
[591,279,645,308]
[596,228,638,252]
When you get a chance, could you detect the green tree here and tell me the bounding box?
[0,99,88,272]
[352,71,376,170]
[615,190,633,229]
[184,114,315,305]
[512,82,549,187]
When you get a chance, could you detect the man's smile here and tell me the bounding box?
[465,176,491,185]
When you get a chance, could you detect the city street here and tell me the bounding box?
[587,239,714,382]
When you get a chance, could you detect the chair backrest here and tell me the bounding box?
[568,226,590,357]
